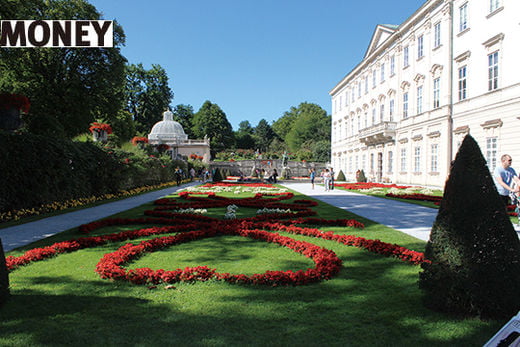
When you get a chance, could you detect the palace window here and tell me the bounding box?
[434,22,441,48]
[488,51,499,91]
[365,76,369,94]
[388,151,393,173]
[417,35,424,58]
[459,3,468,32]
[414,146,421,173]
[380,63,385,82]
[403,92,409,119]
[458,66,467,100]
[390,55,395,75]
[430,144,438,172]
[372,108,376,125]
[389,99,394,121]
[486,137,497,168]
[380,104,384,123]
[490,0,500,13]
[417,86,423,114]
[400,148,407,172]
[433,78,440,108]
[403,46,409,67]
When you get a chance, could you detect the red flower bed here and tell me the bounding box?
[95,228,342,286]
[6,183,427,288]
[335,182,411,190]
[385,193,442,205]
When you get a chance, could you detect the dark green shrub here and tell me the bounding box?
[0,132,180,213]
[0,238,9,307]
[419,135,520,319]
[356,169,367,183]
[336,170,346,181]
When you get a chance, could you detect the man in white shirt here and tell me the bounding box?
[493,154,520,209]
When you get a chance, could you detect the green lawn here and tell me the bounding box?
[0,185,504,346]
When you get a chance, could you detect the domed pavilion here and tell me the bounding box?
[148,109,210,163]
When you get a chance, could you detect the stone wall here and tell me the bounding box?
[210,159,327,178]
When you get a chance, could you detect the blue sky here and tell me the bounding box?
[88,0,424,130]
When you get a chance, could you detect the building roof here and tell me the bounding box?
[148,110,188,142]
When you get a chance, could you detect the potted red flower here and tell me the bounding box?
[131,136,149,146]
[89,122,113,142]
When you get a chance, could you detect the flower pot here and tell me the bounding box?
[92,129,108,142]
[0,107,22,132]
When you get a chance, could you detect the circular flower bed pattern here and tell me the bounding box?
[6,182,428,287]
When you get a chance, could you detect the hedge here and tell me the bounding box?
[0,132,183,213]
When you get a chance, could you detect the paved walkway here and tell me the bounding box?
[3,180,518,252]
[280,182,436,241]
[0,181,200,252]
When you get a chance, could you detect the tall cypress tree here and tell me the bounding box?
[419,135,520,318]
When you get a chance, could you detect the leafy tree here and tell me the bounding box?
[172,104,194,138]
[419,135,520,318]
[192,101,235,156]
[272,106,299,140]
[125,63,173,134]
[268,137,288,154]
[235,120,256,150]
[310,140,331,162]
[238,120,253,134]
[285,103,330,152]
[0,0,127,138]
[105,110,135,143]
[253,119,275,152]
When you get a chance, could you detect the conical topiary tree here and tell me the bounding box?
[336,170,346,182]
[0,238,9,307]
[357,169,367,183]
[419,135,520,319]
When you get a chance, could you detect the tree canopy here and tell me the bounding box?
[0,0,127,138]
[192,100,235,156]
[172,104,195,139]
[253,119,276,152]
[124,63,173,134]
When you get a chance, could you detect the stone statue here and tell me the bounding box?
[282,152,289,168]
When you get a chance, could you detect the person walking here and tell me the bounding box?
[271,169,278,183]
[174,167,183,186]
[329,168,335,190]
[323,169,331,191]
[493,154,520,210]
[309,168,316,190]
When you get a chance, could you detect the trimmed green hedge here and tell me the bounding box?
[0,132,183,213]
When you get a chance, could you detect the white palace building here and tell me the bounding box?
[330,0,520,187]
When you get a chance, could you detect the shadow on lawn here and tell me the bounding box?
[0,260,503,346]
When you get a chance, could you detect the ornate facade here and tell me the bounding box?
[330,0,520,187]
